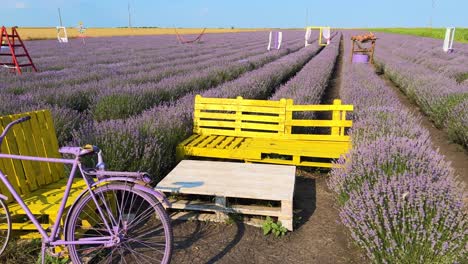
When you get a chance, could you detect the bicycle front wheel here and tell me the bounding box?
[0,199,11,255]
[65,183,173,264]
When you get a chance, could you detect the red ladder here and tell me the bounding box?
[0,26,37,75]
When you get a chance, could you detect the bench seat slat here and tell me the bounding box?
[197,136,217,148]
[289,105,353,111]
[196,96,286,107]
[289,119,353,127]
[217,136,236,149]
[196,104,285,114]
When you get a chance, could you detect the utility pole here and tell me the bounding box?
[128,1,132,28]
[58,8,63,27]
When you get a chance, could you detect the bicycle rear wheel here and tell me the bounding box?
[0,199,11,255]
[65,183,172,264]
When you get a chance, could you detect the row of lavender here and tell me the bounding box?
[375,33,468,82]
[373,33,468,148]
[74,37,327,177]
[328,33,466,263]
[0,31,308,144]
[272,34,340,102]
[1,32,305,121]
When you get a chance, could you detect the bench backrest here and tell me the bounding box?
[193,95,353,141]
[0,110,65,200]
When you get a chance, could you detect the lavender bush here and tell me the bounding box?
[447,99,468,147]
[341,171,466,263]
[373,33,468,149]
[328,31,467,263]
[329,136,454,204]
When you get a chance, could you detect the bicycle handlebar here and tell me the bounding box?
[0,116,31,146]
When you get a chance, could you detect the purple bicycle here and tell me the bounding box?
[0,116,173,263]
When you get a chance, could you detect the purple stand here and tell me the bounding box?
[352,54,369,63]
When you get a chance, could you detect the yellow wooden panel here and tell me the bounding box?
[199,128,279,138]
[17,113,50,187]
[187,135,209,147]
[196,120,237,129]
[9,113,41,191]
[183,147,243,160]
[195,104,238,112]
[217,136,235,149]
[179,134,199,146]
[240,114,283,123]
[239,105,284,114]
[240,122,283,132]
[196,95,286,107]
[288,104,353,111]
[195,112,236,120]
[0,157,15,201]
[41,110,65,182]
[281,134,350,142]
[227,137,245,149]
[289,120,353,127]
[29,111,57,183]
[331,100,342,136]
[0,115,31,196]
[196,135,217,148]
[196,95,239,105]
[250,158,334,168]
[206,136,226,148]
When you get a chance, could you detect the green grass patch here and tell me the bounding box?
[363,27,468,43]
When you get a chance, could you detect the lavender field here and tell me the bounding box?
[0,29,467,263]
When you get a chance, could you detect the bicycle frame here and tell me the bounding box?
[0,151,169,247]
[0,152,82,244]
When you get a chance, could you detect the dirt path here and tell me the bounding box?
[321,35,344,104]
[170,36,363,263]
[171,175,362,263]
[376,72,468,185]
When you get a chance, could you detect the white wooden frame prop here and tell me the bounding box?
[443,27,455,52]
[267,31,282,51]
[56,26,68,43]
[305,26,331,46]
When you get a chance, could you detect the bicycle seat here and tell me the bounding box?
[59,147,81,156]
[79,144,100,157]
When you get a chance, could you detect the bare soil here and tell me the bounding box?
[170,36,363,264]
[377,72,468,185]
[171,174,362,264]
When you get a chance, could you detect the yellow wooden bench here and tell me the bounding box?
[0,110,86,236]
[177,95,353,168]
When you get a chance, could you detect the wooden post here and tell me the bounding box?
[350,40,355,62]
[284,99,294,135]
[215,196,228,221]
[331,99,341,136]
[235,96,243,135]
[279,200,293,231]
[370,40,376,64]
[194,95,202,134]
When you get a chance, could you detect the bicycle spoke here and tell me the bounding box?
[122,242,157,264]
[67,184,171,264]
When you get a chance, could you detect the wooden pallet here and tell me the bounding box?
[156,160,296,230]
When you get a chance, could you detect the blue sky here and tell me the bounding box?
[1,0,467,28]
